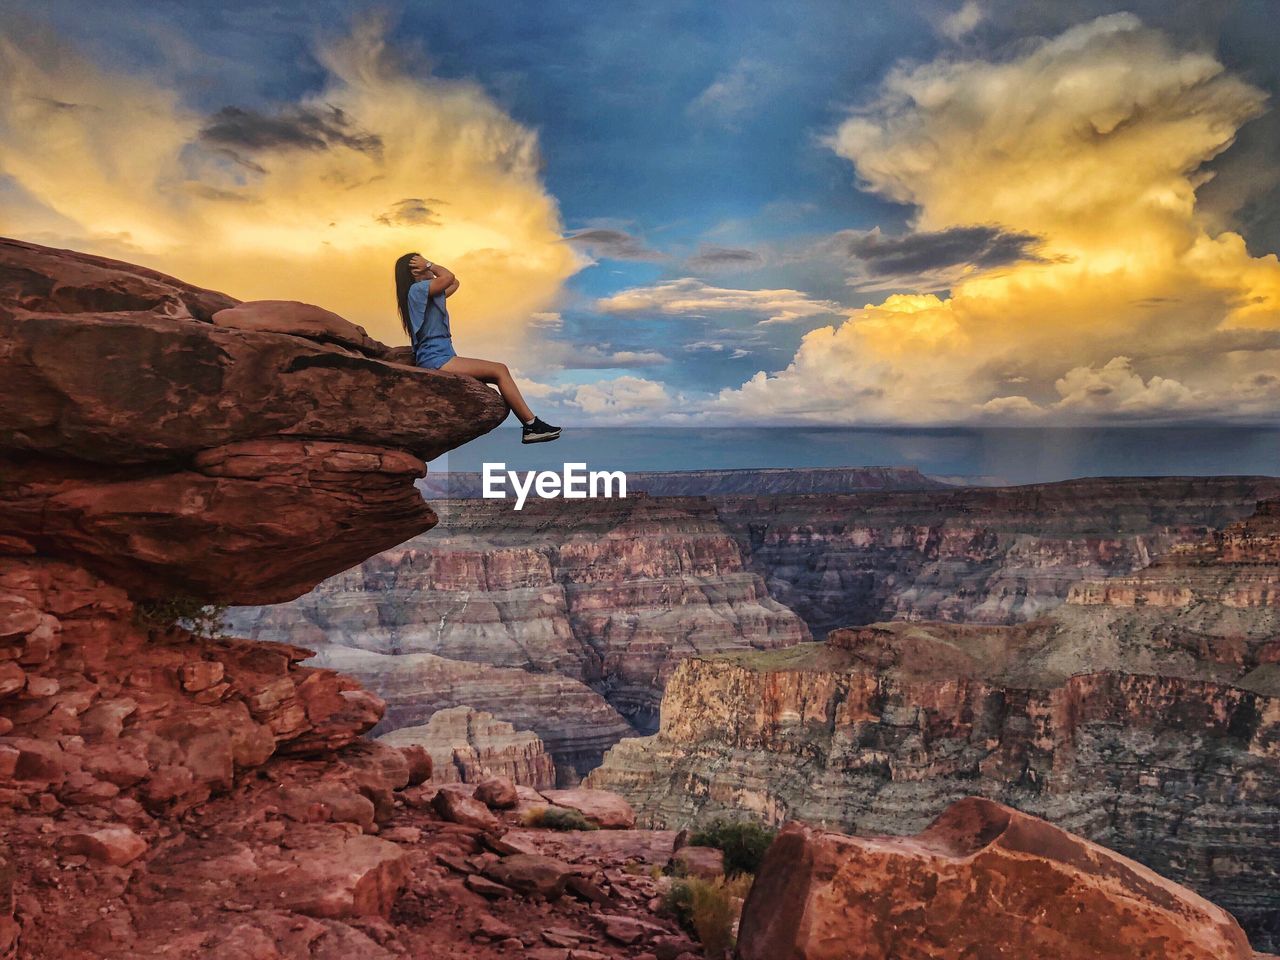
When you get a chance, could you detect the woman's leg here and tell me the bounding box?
[441,356,535,424]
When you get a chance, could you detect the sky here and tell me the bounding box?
[1,0,1279,430]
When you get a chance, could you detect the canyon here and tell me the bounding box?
[227,495,811,775]
[230,475,1278,780]
[3,236,1276,960]
[589,496,1280,948]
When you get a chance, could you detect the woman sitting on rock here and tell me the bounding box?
[394,252,561,444]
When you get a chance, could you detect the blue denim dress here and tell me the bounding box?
[408,280,458,369]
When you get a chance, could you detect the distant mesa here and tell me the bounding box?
[377,705,556,791]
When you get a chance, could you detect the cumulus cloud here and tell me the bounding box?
[597,277,844,325]
[716,14,1280,425]
[0,11,583,351]
[557,345,669,369]
[565,376,684,422]
[940,1,984,41]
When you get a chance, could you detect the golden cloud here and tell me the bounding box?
[0,12,583,353]
[716,14,1280,424]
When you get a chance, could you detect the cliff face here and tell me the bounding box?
[589,499,1280,948]
[313,644,635,783]
[0,237,507,604]
[1068,496,1280,608]
[228,496,810,767]
[718,477,1280,634]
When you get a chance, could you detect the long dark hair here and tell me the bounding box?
[394,251,419,340]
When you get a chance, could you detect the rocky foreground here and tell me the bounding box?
[2,237,1274,960]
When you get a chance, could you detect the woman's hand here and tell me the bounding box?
[413,256,456,295]
[409,254,434,279]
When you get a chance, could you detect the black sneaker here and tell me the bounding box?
[521,416,561,444]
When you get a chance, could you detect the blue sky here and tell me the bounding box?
[5,0,1280,429]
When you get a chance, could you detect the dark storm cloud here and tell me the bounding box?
[375,197,444,226]
[199,103,383,156]
[564,228,667,261]
[823,225,1047,277]
[687,245,765,270]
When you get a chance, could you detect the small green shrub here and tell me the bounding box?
[688,817,777,877]
[662,874,754,959]
[134,597,229,641]
[522,805,598,831]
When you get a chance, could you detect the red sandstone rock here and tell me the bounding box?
[57,825,148,866]
[669,845,723,880]
[400,744,433,786]
[0,238,507,604]
[0,238,506,466]
[543,789,636,829]
[475,776,519,810]
[481,854,576,900]
[0,664,24,698]
[432,788,502,832]
[597,914,665,946]
[263,833,409,919]
[212,300,385,354]
[736,798,1256,960]
[465,874,515,899]
[1,441,438,605]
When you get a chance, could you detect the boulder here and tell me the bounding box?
[432,788,501,832]
[267,834,409,919]
[465,875,514,899]
[597,914,666,946]
[670,845,724,880]
[475,776,519,810]
[57,825,148,866]
[737,797,1256,960]
[400,745,433,786]
[481,854,576,900]
[542,789,636,829]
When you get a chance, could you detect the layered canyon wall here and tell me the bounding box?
[231,476,1279,781]
[716,476,1280,634]
[228,496,810,778]
[589,498,1280,947]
